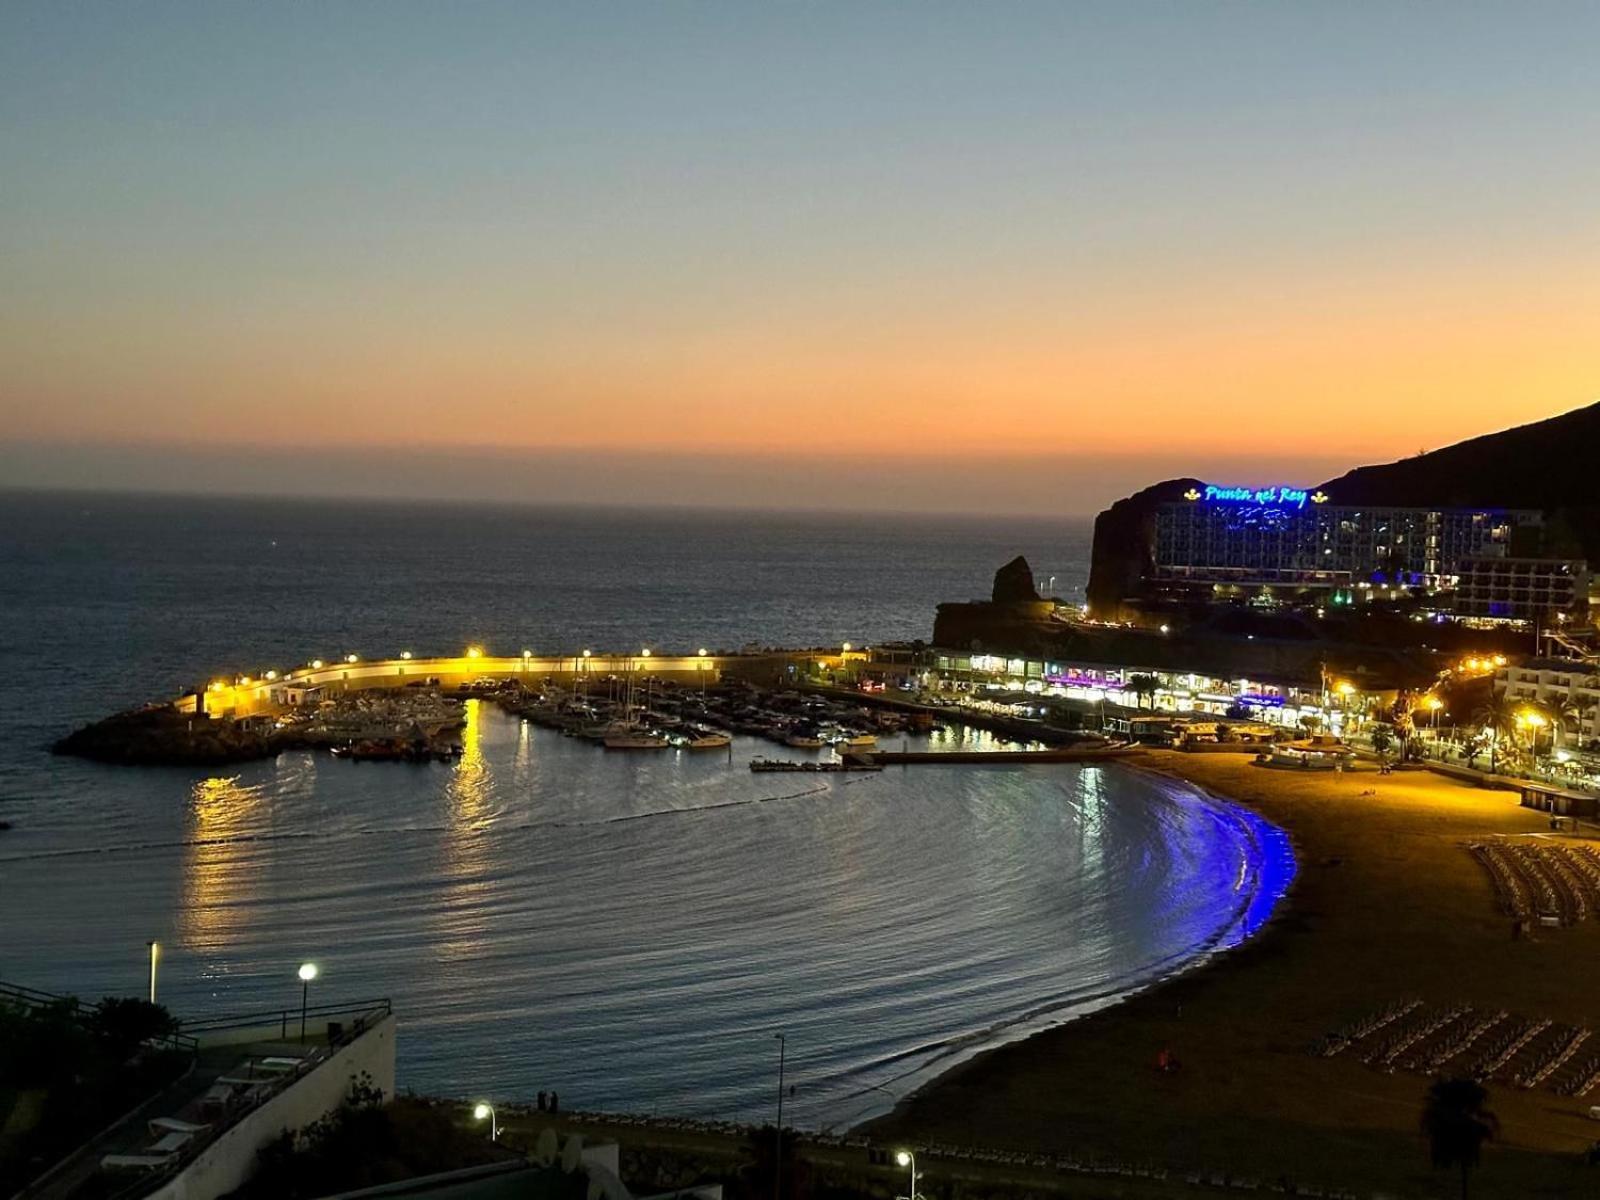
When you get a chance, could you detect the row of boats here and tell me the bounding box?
[494,678,927,753]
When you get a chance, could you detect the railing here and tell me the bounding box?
[176,996,391,1045]
[0,979,198,1056]
[90,999,395,1200]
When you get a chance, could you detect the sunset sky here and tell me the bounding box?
[3,3,1599,514]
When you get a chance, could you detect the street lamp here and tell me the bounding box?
[473,1102,497,1141]
[1520,710,1548,759]
[895,1149,922,1200]
[774,1034,786,1200]
[1424,695,1444,731]
[297,962,317,1041]
[147,940,160,1005]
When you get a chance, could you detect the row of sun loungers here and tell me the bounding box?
[100,1052,317,1175]
[1468,838,1600,926]
[1312,998,1597,1096]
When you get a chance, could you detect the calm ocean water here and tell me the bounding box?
[0,490,1291,1126]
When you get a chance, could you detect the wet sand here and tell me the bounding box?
[866,751,1600,1198]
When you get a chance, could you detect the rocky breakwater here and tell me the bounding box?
[54,705,279,767]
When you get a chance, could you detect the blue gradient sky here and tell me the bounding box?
[3,3,1598,513]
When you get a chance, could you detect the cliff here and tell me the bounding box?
[1317,400,1600,560]
[1084,477,1200,618]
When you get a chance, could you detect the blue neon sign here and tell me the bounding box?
[1186,484,1325,509]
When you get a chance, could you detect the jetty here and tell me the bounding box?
[749,758,882,773]
[842,745,1144,767]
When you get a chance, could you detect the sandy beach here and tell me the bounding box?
[865,752,1600,1198]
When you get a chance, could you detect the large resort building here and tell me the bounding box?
[1149,485,1585,622]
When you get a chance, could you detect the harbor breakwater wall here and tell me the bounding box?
[185,651,843,719]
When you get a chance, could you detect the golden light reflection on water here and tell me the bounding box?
[435,699,496,966]
[447,698,491,829]
[178,774,260,955]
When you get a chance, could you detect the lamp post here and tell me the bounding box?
[1521,711,1548,763]
[473,1102,497,1141]
[147,940,159,1005]
[895,1149,922,1200]
[774,1033,786,1200]
[1424,696,1443,733]
[298,962,317,1042]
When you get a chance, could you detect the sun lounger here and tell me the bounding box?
[100,1154,172,1171]
[148,1117,208,1137]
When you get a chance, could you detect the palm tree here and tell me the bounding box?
[1471,694,1519,774]
[1545,696,1581,752]
[1126,674,1160,709]
[1421,1077,1497,1199]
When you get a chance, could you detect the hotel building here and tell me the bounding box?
[1497,658,1600,748]
[1149,484,1579,619]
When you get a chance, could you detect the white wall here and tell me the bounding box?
[146,1015,396,1200]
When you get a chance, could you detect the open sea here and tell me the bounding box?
[0,490,1292,1127]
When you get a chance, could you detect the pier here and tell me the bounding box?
[843,746,1143,767]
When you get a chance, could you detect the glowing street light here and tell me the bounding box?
[297,962,318,1042]
[400,650,413,660]
[895,1149,923,1200]
[473,1102,498,1141]
[641,647,652,658]
[147,940,160,1005]
[345,653,358,664]
[1424,695,1444,730]
[466,646,483,659]
[311,659,324,670]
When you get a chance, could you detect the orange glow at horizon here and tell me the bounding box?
[9,246,1596,466]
